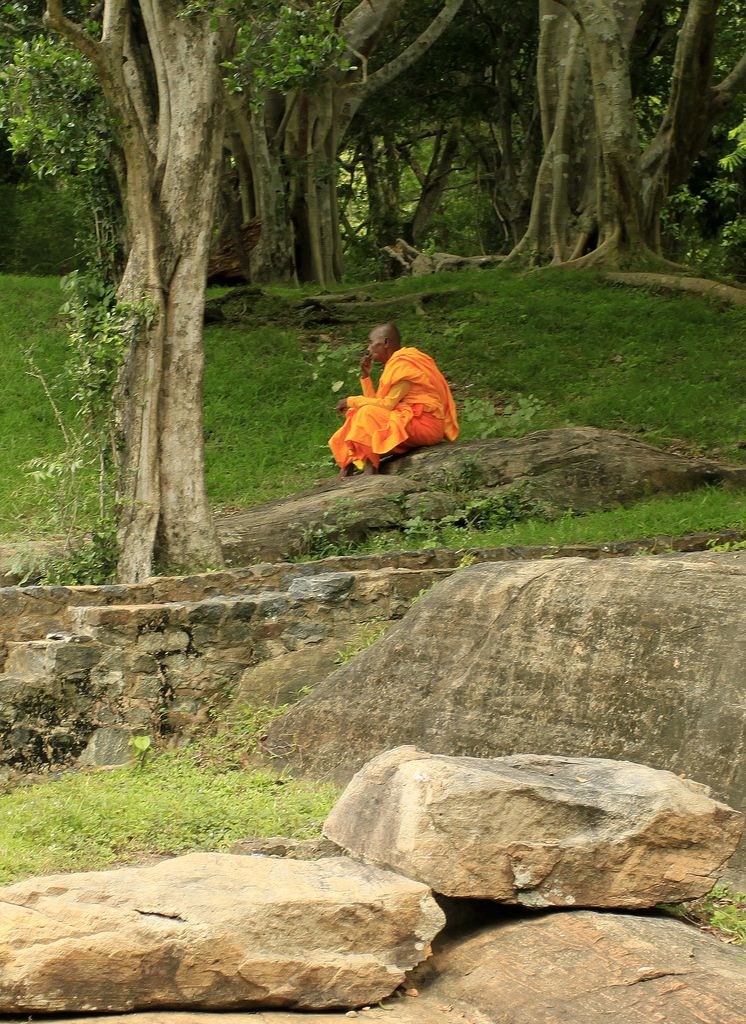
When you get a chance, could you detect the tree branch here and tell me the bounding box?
[711,51,746,112]
[44,0,102,64]
[360,0,466,99]
[342,0,406,56]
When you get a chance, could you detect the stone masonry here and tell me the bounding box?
[0,563,450,774]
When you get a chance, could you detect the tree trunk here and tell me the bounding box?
[45,0,227,581]
[505,1,596,264]
[403,124,460,246]
[361,133,402,251]
[235,0,466,285]
[640,0,746,251]
[227,98,296,284]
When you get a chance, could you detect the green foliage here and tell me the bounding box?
[459,394,546,440]
[184,0,347,96]
[33,524,119,586]
[0,27,121,274]
[21,271,155,574]
[706,537,746,553]
[720,117,746,173]
[184,700,294,772]
[0,181,79,273]
[661,885,746,947]
[1,35,109,180]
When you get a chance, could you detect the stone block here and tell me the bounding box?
[0,852,444,1013]
[325,747,743,908]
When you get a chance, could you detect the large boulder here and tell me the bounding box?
[215,427,746,564]
[324,747,743,908]
[0,852,444,1014]
[264,551,746,876]
[42,909,746,1024]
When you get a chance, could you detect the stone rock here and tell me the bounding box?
[77,725,135,768]
[411,907,746,1024]
[324,747,743,907]
[265,552,746,877]
[230,835,342,859]
[43,908,746,1024]
[215,428,746,564]
[0,852,444,1014]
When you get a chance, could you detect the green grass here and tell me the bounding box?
[0,701,338,883]
[0,759,336,884]
[1,267,745,537]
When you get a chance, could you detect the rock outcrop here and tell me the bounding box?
[325,747,743,907]
[40,908,746,1024]
[0,852,444,1014]
[215,427,746,564]
[265,551,746,875]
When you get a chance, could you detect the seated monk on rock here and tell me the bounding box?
[329,322,459,478]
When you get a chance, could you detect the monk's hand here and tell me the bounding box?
[359,352,373,376]
[336,397,349,415]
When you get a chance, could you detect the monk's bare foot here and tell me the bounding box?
[361,461,379,476]
[339,464,356,481]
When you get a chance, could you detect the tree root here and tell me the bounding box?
[604,272,746,306]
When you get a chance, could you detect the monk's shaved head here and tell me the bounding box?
[369,322,402,346]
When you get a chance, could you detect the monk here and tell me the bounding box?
[329,322,459,477]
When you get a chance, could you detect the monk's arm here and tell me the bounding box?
[360,376,376,398]
[346,381,411,411]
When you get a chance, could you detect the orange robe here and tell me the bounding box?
[329,347,459,469]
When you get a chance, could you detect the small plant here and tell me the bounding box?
[184,701,294,772]
[431,455,486,493]
[127,734,153,771]
[35,522,119,586]
[460,396,502,439]
[335,621,388,665]
[661,884,746,946]
[706,538,746,553]
[460,394,546,440]
[296,500,364,560]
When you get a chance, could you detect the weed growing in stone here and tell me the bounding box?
[335,621,388,665]
[661,885,746,946]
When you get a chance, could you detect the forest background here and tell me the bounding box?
[0,0,744,583]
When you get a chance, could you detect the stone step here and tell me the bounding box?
[0,568,450,774]
[1,530,741,653]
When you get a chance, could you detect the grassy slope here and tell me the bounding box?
[4,269,744,537]
[202,268,746,514]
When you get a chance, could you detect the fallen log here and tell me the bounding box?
[382,238,505,276]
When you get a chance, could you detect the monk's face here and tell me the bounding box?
[367,330,392,363]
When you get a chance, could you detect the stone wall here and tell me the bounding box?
[0,567,448,774]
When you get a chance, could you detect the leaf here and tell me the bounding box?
[331,380,344,392]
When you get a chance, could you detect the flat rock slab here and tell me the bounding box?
[215,427,746,564]
[415,908,746,1024]
[265,552,746,877]
[325,747,743,908]
[39,909,746,1024]
[0,852,444,1014]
